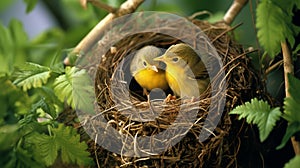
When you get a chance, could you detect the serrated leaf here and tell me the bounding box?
[283,74,300,123]
[278,75,300,149]
[277,122,300,149]
[229,98,282,142]
[72,68,95,114]
[31,98,57,119]
[53,67,95,114]
[39,87,61,104]
[256,1,293,57]
[26,125,92,166]
[27,132,58,166]
[23,0,38,13]
[284,155,300,168]
[14,145,44,168]
[52,124,92,166]
[13,62,51,91]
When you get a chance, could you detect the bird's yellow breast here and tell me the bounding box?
[133,69,169,91]
[165,64,208,97]
[165,72,180,96]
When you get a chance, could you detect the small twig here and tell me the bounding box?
[64,0,145,65]
[265,60,283,75]
[223,0,249,25]
[211,22,243,43]
[188,11,212,20]
[83,0,117,13]
[281,40,300,155]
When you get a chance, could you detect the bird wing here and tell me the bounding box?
[185,59,209,80]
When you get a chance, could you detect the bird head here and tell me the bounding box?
[154,43,193,69]
[130,46,164,76]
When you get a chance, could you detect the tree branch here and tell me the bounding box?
[64,0,144,65]
[80,0,117,13]
[223,0,248,25]
[281,40,300,155]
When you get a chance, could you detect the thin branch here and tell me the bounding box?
[64,0,145,65]
[282,40,294,97]
[82,0,117,13]
[281,40,300,155]
[188,11,212,20]
[223,0,249,25]
[265,60,283,75]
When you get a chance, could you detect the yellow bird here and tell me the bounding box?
[130,46,169,95]
[154,43,210,98]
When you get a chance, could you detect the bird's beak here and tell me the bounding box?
[153,54,165,62]
[149,65,158,72]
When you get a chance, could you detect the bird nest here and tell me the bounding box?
[76,14,257,168]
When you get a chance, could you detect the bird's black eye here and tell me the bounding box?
[172,57,179,63]
[142,61,147,67]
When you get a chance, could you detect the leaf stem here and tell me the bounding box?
[281,40,300,155]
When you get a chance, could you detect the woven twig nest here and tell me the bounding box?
[77,13,257,167]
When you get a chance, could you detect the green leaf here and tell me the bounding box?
[293,43,300,58]
[53,67,95,114]
[0,20,29,74]
[0,1,15,11]
[283,74,300,123]
[52,124,92,165]
[26,125,92,166]
[229,98,282,142]
[0,76,30,119]
[13,62,51,91]
[256,0,294,57]
[31,98,56,119]
[36,87,63,118]
[284,155,300,168]
[14,145,44,168]
[277,122,300,149]
[296,1,300,9]
[287,73,300,103]
[23,0,38,13]
[0,22,14,73]
[9,19,29,48]
[26,132,58,166]
[0,124,19,151]
[278,75,300,149]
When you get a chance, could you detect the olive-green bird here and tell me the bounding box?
[130,46,169,94]
[154,43,210,98]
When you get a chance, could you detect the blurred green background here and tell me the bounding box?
[0,0,258,48]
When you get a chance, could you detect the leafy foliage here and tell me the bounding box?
[277,74,300,149]
[0,15,93,167]
[23,0,38,13]
[27,124,92,166]
[13,62,51,91]
[0,76,30,122]
[54,66,95,114]
[229,98,281,142]
[256,0,300,57]
[0,20,28,73]
[284,155,300,168]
